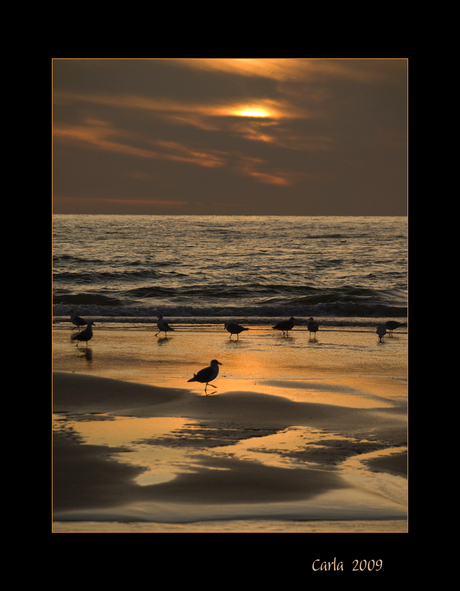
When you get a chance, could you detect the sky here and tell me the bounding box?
[52,58,407,216]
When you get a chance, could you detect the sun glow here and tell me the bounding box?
[237,108,271,118]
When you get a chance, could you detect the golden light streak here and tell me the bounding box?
[170,57,401,84]
[54,92,301,121]
[53,120,226,169]
[170,58,309,82]
[236,156,293,186]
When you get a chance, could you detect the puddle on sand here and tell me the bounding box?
[53,413,407,506]
[339,447,407,506]
[209,426,351,470]
[53,414,200,486]
[53,414,353,483]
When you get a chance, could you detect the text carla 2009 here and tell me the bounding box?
[312,558,383,572]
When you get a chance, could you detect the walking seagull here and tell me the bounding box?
[70,310,87,329]
[384,320,407,335]
[155,315,174,337]
[71,321,95,347]
[376,325,387,342]
[273,317,295,336]
[188,359,222,394]
[307,317,319,339]
[225,321,248,340]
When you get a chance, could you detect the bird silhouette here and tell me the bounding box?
[224,321,248,340]
[188,359,222,394]
[155,315,175,337]
[70,310,87,329]
[384,320,406,335]
[307,317,319,339]
[272,317,295,336]
[71,321,95,347]
[376,325,387,342]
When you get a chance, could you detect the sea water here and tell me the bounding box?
[53,215,407,327]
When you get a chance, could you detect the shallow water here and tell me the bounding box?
[53,323,407,390]
[53,410,407,531]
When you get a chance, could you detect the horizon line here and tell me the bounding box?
[53,212,407,217]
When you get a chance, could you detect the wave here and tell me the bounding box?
[53,293,125,307]
[53,298,406,323]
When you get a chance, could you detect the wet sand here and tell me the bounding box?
[52,323,407,532]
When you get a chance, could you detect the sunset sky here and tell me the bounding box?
[52,58,407,216]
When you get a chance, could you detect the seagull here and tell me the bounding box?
[188,359,222,394]
[384,320,407,335]
[155,315,175,337]
[307,317,319,338]
[70,310,87,329]
[224,321,248,340]
[71,321,95,347]
[376,325,387,342]
[273,317,295,336]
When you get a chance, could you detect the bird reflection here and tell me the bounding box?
[76,346,93,361]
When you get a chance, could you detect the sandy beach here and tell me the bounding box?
[52,321,407,533]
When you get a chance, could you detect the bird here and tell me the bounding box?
[376,325,387,342]
[71,321,95,347]
[307,317,319,338]
[224,321,248,340]
[273,317,295,336]
[384,320,407,335]
[70,309,87,329]
[155,315,175,337]
[187,359,222,394]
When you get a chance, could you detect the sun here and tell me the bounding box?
[237,108,270,118]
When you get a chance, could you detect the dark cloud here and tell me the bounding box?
[53,58,407,215]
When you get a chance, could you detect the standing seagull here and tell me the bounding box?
[155,315,174,338]
[70,310,87,329]
[225,321,248,340]
[71,321,95,347]
[188,359,222,394]
[307,317,319,339]
[376,325,387,342]
[384,320,407,335]
[273,317,295,336]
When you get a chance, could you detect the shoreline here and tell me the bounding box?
[53,322,407,532]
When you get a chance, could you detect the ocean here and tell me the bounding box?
[52,215,407,327]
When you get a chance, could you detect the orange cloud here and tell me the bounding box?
[54,117,301,188]
[54,91,306,131]
[236,156,293,186]
[155,140,226,168]
[170,58,402,84]
[170,58,309,82]
[53,118,226,168]
[53,119,156,159]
